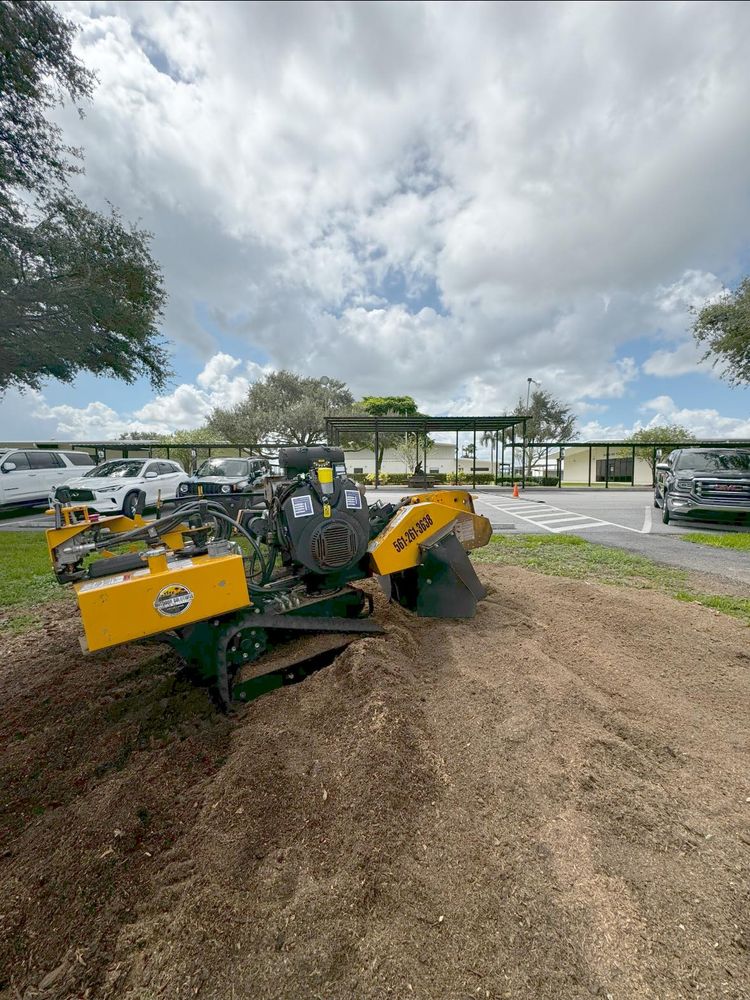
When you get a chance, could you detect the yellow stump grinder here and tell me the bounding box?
[46,447,492,707]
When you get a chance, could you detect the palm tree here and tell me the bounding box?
[480,430,498,483]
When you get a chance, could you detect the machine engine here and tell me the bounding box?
[273,446,369,578]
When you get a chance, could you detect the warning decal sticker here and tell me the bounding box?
[344,489,362,510]
[291,494,314,518]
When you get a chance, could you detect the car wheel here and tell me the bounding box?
[661,492,670,524]
[122,491,140,518]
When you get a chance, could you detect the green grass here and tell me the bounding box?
[674,591,750,623]
[476,533,750,626]
[0,531,66,633]
[682,531,750,551]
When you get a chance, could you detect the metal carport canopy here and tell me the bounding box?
[325,414,528,488]
[325,415,524,433]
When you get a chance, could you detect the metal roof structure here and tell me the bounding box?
[325,414,528,487]
[325,414,525,435]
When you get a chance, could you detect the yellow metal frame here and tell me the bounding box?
[45,508,186,572]
[45,506,253,653]
[75,550,251,652]
[367,491,491,575]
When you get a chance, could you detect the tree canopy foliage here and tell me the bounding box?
[356,395,418,417]
[345,395,423,466]
[620,424,697,472]
[516,388,577,443]
[208,371,354,445]
[693,277,750,386]
[0,0,170,394]
[514,388,576,473]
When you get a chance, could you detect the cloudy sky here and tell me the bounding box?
[3,0,750,443]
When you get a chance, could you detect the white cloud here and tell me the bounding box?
[640,395,750,438]
[575,395,750,441]
[43,1,750,409]
[642,341,706,377]
[33,399,140,439]
[3,2,750,440]
[134,353,269,429]
[28,353,267,438]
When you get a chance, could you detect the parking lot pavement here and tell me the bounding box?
[0,509,52,531]
[367,487,750,585]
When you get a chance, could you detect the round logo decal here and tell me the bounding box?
[154,584,194,617]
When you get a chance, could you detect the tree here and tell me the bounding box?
[159,427,229,472]
[619,424,697,473]
[346,395,420,469]
[515,388,577,474]
[394,430,434,473]
[208,371,354,445]
[1,199,168,391]
[0,0,170,393]
[693,277,750,386]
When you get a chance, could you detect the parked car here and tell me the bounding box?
[0,448,94,507]
[176,457,270,500]
[654,448,750,524]
[54,458,185,517]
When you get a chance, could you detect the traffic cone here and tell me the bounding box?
[512,483,520,498]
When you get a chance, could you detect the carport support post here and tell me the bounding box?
[652,448,657,487]
[521,419,527,489]
[588,445,592,488]
[605,444,610,489]
[472,421,477,490]
[375,424,380,488]
[511,429,515,489]
[455,430,459,485]
[631,445,636,486]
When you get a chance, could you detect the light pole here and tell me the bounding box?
[525,376,540,413]
[524,377,540,482]
[320,376,331,443]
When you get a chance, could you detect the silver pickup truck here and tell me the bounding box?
[655,448,750,524]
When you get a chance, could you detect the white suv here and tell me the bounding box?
[57,458,186,517]
[0,449,94,508]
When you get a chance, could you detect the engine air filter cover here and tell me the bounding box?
[311,520,359,568]
[280,477,369,576]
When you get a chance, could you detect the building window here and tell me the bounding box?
[353,467,364,474]
[429,467,439,474]
[595,458,633,482]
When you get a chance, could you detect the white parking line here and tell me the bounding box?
[642,505,652,534]
[477,497,645,534]
[521,512,590,522]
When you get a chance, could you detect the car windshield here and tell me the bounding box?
[196,459,249,477]
[675,450,750,472]
[84,460,146,479]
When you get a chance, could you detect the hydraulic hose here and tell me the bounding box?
[92,498,284,595]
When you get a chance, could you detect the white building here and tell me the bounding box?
[344,443,491,476]
[560,445,653,485]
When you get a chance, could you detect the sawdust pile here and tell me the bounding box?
[1,566,748,999]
